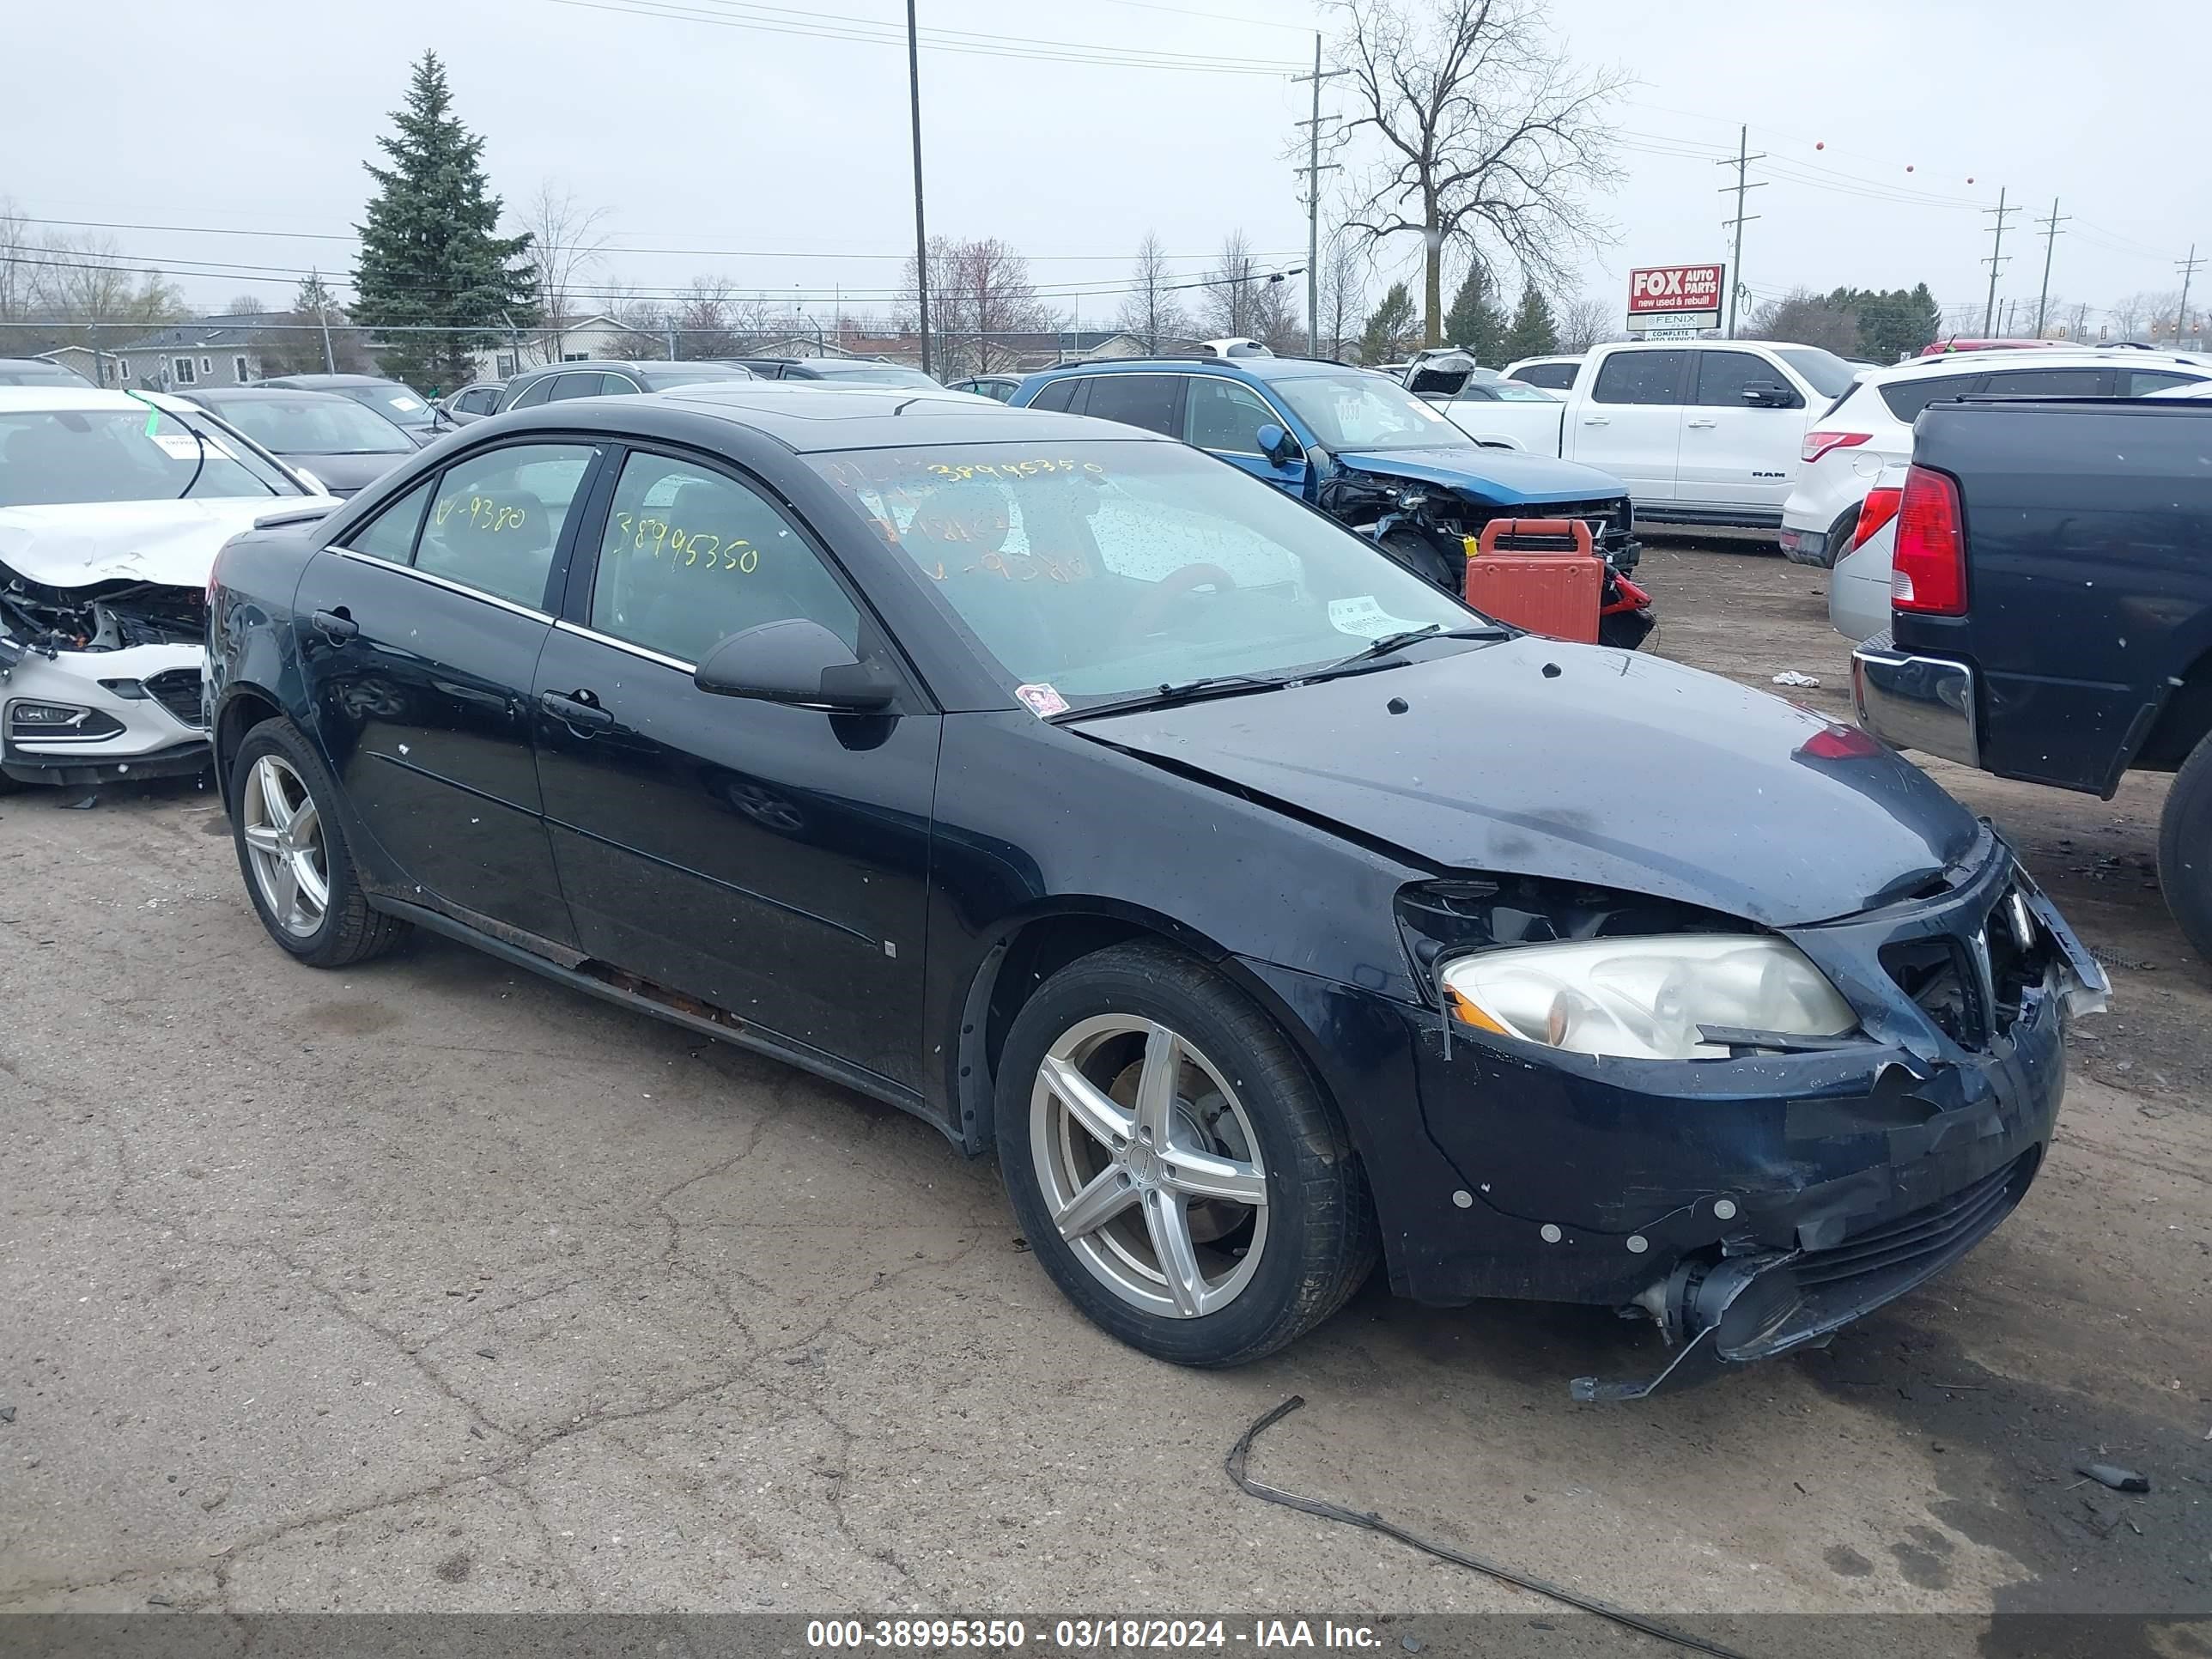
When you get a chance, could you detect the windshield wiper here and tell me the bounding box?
[1049,673,1290,724]
[1311,623,1510,677]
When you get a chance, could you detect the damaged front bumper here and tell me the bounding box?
[1,639,211,785]
[1297,829,2106,1399]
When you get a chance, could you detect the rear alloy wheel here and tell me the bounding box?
[996,941,1376,1366]
[229,717,409,969]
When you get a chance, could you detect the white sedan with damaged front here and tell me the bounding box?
[0,386,336,788]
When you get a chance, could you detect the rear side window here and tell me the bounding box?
[1028,378,1081,413]
[416,442,598,610]
[1081,374,1182,434]
[590,451,859,663]
[508,376,556,409]
[1591,351,1690,405]
[2124,368,2202,397]
[1693,350,1801,409]
[1513,362,1577,390]
[546,373,605,402]
[1879,373,1985,422]
[346,478,432,562]
[1977,366,2114,398]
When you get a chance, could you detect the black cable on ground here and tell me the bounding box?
[1224,1395,1755,1659]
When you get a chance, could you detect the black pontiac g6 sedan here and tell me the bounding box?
[206,384,2106,1398]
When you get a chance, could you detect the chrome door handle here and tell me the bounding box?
[1686,418,1719,428]
[1582,416,1609,425]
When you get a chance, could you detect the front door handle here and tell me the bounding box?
[1582,416,1610,426]
[311,607,357,641]
[538,689,614,732]
[1686,418,1719,429]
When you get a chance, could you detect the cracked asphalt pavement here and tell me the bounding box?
[3,544,2209,1632]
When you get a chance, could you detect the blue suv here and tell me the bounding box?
[1010,355,1648,644]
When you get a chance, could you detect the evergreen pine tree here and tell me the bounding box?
[1500,288,1560,363]
[1357,283,1418,364]
[1441,267,1508,363]
[353,52,538,391]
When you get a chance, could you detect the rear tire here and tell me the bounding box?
[2159,732,2212,962]
[230,717,409,969]
[995,941,1377,1367]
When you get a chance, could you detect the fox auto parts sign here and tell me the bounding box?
[1626,264,1723,331]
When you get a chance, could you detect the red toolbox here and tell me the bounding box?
[1462,518,1601,643]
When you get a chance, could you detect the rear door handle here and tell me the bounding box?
[1686,418,1719,429]
[1582,416,1610,425]
[311,607,357,641]
[538,689,614,732]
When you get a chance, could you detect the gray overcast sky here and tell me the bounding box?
[7,0,2203,336]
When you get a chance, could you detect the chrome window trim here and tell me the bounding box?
[554,618,694,674]
[330,546,554,623]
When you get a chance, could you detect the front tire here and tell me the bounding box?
[2159,732,2212,962]
[230,717,409,969]
[995,941,1376,1366]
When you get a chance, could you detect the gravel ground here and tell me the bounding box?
[3,540,2207,1642]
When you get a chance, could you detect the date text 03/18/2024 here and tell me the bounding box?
[805,1618,1387,1650]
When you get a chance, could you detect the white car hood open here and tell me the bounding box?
[0,496,337,592]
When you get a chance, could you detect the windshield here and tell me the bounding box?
[1273,372,1473,452]
[349,384,434,427]
[808,364,941,388]
[0,404,302,507]
[636,362,757,389]
[808,441,1477,708]
[204,394,412,455]
[1772,348,1858,398]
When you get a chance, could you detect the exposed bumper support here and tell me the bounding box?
[1852,638,1979,768]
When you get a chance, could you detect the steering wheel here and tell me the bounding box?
[1120,562,1238,643]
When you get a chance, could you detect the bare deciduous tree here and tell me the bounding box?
[1314,234,1364,359]
[1198,230,1259,339]
[1335,0,1622,348]
[522,180,614,359]
[1116,232,1188,353]
[901,237,1053,376]
[1554,292,1611,352]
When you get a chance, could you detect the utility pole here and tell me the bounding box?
[1980,186,2016,336]
[311,269,336,372]
[1292,33,1346,359]
[906,0,932,377]
[2033,197,2068,340]
[2178,245,2203,349]
[1715,126,1766,338]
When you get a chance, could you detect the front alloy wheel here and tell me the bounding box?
[994,941,1376,1367]
[1032,1015,1269,1319]
[240,754,329,938]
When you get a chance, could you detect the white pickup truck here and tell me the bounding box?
[1410,339,1861,532]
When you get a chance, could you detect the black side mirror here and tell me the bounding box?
[1741,380,1800,409]
[1255,422,1303,468]
[693,619,896,712]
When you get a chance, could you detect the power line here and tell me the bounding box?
[537,0,1304,75]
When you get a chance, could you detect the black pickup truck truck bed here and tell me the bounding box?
[1853,396,2212,952]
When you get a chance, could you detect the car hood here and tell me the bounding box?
[0,496,337,590]
[1080,637,1978,927]
[278,450,410,495]
[1331,445,1625,505]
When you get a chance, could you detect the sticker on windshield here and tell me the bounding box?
[1328,595,1425,640]
[388,396,423,412]
[1014,682,1070,718]
[150,431,232,463]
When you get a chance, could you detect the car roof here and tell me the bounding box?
[188,386,356,400]
[0,385,203,415]
[1854,348,2209,386]
[596,380,1146,453]
[259,373,407,386]
[1024,355,1368,384]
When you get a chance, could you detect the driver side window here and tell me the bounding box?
[1182,379,1279,456]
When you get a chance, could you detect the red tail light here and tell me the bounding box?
[1802,430,1870,465]
[1850,484,1903,552]
[1890,465,1966,617]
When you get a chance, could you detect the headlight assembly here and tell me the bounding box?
[1440,934,1856,1060]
